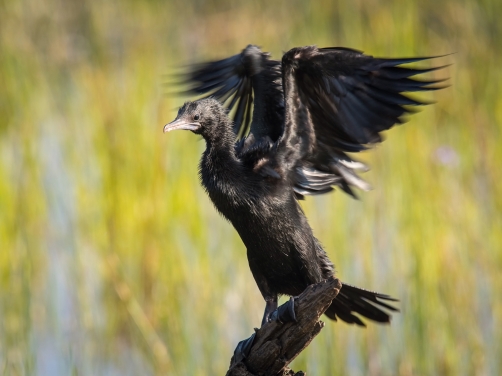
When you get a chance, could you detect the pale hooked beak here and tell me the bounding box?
[163,119,200,133]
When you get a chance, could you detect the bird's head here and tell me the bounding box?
[163,98,230,141]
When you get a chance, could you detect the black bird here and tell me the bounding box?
[164,45,445,327]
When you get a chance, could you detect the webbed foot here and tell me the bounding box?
[232,332,256,365]
[270,296,297,323]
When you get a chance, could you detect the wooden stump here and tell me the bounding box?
[226,277,342,376]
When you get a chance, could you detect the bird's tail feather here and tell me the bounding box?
[324,283,399,326]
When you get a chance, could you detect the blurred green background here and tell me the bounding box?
[1,0,501,375]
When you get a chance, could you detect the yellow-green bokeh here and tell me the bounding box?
[0,0,501,375]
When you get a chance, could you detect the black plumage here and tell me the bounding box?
[164,45,446,326]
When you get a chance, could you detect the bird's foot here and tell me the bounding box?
[232,298,296,366]
[261,297,278,326]
[270,296,297,324]
[231,332,256,365]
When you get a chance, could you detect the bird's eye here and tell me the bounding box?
[193,114,200,121]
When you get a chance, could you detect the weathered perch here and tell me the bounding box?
[226,277,342,376]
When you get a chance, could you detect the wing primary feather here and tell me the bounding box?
[376,64,451,79]
[233,84,248,135]
[242,86,254,137]
[371,55,446,68]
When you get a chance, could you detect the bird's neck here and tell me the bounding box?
[204,138,238,168]
[202,124,241,177]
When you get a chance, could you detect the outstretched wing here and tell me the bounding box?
[185,45,284,141]
[275,46,447,197]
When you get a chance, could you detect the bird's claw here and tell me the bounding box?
[270,296,297,324]
[231,332,256,365]
[232,298,297,365]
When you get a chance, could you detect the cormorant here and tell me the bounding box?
[164,45,446,327]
